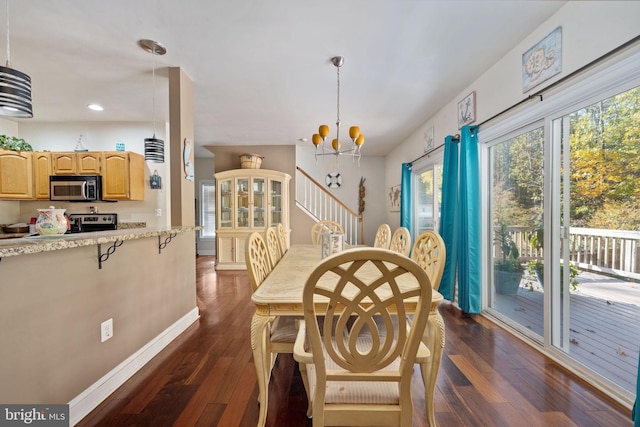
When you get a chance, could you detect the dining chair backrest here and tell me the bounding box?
[310,220,343,245]
[276,222,288,254]
[245,232,273,292]
[389,226,412,257]
[411,230,446,291]
[265,227,283,268]
[297,248,432,426]
[373,223,392,249]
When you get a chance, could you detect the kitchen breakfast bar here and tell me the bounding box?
[0,226,200,425]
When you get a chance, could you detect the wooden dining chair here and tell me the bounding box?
[310,220,343,245]
[410,230,446,427]
[276,222,288,255]
[265,227,283,268]
[373,223,392,249]
[293,248,432,426]
[389,226,412,256]
[245,232,298,375]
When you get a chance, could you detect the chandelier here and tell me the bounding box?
[311,56,364,164]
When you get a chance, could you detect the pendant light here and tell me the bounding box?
[0,0,32,118]
[311,56,364,165]
[139,39,166,163]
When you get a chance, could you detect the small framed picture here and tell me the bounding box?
[388,185,401,212]
[423,126,434,153]
[457,91,476,129]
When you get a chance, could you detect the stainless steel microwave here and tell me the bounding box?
[50,175,102,201]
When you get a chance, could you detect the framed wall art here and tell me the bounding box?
[388,185,401,212]
[457,91,476,129]
[423,125,435,153]
[522,26,562,92]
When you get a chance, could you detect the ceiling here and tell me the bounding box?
[8,0,566,157]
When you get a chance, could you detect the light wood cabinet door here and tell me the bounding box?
[77,152,101,174]
[32,152,52,199]
[51,152,76,174]
[0,150,33,199]
[102,151,144,200]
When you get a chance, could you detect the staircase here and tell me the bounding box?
[295,166,364,245]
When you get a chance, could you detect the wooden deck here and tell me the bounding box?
[494,270,640,392]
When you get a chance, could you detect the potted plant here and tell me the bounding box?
[0,135,32,152]
[494,223,524,295]
[527,224,580,291]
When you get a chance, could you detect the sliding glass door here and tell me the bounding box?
[549,86,640,392]
[413,156,443,240]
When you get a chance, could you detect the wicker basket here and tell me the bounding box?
[240,153,263,169]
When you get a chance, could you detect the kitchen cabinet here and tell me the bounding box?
[32,152,52,199]
[0,150,33,199]
[214,169,290,270]
[52,152,101,175]
[101,151,144,200]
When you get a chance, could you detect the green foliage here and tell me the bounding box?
[527,260,580,291]
[0,135,32,152]
[494,223,523,273]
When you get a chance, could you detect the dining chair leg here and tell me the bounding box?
[298,363,313,417]
[422,310,446,427]
[251,313,272,427]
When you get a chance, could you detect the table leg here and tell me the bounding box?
[421,308,445,427]
[251,312,272,427]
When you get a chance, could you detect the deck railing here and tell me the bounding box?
[494,226,640,281]
[295,166,364,245]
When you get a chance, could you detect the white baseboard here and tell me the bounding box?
[68,307,200,426]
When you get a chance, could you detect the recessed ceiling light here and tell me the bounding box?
[87,104,104,111]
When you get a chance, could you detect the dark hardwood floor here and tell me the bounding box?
[77,256,633,426]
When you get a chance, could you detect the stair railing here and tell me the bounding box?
[296,166,364,245]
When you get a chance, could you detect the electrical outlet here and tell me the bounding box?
[155,208,162,217]
[101,318,113,342]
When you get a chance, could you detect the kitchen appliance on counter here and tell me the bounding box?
[50,175,102,202]
[68,213,117,233]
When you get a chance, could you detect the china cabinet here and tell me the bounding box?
[214,169,290,270]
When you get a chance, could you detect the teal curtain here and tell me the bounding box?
[400,163,413,232]
[438,136,459,301]
[438,126,482,313]
[458,126,481,313]
[634,349,640,426]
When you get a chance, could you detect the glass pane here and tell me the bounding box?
[218,179,233,229]
[253,178,265,228]
[554,85,640,393]
[416,169,434,233]
[200,181,215,237]
[270,180,282,226]
[489,126,544,338]
[237,178,249,228]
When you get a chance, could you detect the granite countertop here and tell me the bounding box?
[0,226,200,258]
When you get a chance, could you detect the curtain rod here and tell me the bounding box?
[409,33,640,166]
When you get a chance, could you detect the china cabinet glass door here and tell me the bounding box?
[270,179,283,226]
[253,178,265,228]
[218,178,233,229]
[237,178,249,228]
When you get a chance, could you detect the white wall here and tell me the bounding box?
[3,121,171,227]
[296,145,387,245]
[384,1,640,229]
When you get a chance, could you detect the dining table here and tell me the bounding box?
[250,244,445,427]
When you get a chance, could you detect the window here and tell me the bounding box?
[200,180,215,238]
[412,155,443,241]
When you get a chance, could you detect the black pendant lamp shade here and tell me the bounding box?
[144,137,164,163]
[0,65,31,117]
